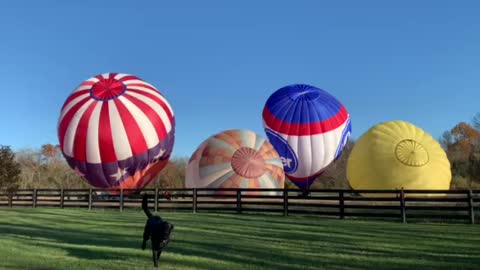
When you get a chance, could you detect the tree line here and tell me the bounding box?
[1,115,480,192]
[0,144,187,192]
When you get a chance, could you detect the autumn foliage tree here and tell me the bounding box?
[440,120,480,189]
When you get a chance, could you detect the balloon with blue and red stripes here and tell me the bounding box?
[57,73,175,191]
[262,84,352,190]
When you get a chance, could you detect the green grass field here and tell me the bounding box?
[0,208,479,270]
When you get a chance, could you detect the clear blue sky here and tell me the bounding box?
[0,0,479,158]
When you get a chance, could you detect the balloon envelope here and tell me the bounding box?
[262,84,351,190]
[57,73,175,190]
[186,129,285,195]
[346,120,451,196]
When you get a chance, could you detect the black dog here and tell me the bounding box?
[142,194,174,268]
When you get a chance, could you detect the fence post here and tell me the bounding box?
[120,189,124,212]
[283,189,288,216]
[236,189,242,214]
[193,188,197,213]
[467,190,475,225]
[8,192,13,208]
[400,188,406,223]
[33,189,37,208]
[154,188,159,213]
[339,191,345,219]
[88,189,93,210]
[60,189,64,209]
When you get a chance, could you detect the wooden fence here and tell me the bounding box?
[0,188,479,224]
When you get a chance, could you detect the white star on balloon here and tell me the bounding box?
[152,149,166,160]
[110,167,129,181]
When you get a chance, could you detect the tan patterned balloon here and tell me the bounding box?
[186,129,285,195]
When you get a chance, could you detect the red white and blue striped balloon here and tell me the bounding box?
[57,73,175,190]
[262,84,351,190]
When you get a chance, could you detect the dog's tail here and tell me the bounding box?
[142,194,153,218]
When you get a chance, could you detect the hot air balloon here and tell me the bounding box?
[262,84,352,190]
[57,73,175,191]
[346,120,451,196]
[185,129,285,195]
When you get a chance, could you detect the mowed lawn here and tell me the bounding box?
[0,208,479,270]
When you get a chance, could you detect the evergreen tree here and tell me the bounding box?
[0,145,21,193]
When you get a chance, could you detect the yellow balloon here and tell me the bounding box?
[347,120,451,195]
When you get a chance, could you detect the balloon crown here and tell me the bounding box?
[395,139,429,167]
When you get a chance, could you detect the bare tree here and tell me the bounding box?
[15,145,87,189]
[312,139,356,189]
[148,157,189,189]
[14,148,42,189]
[473,112,480,131]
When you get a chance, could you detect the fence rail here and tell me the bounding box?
[0,188,479,224]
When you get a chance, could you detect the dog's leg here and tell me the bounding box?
[142,222,150,250]
[156,250,163,268]
[152,250,158,268]
[157,250,162,261]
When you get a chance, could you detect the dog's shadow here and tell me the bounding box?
[0,221,144,261]
[38,241,131,261]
